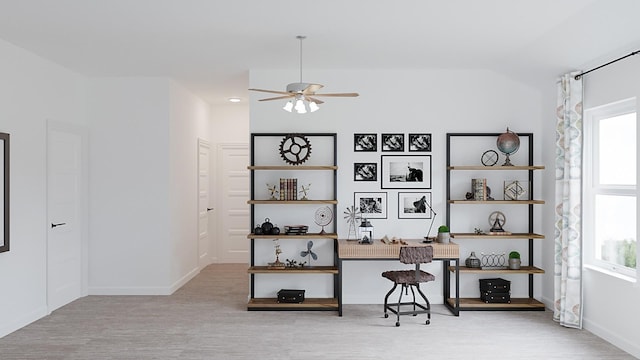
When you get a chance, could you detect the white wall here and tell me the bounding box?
[87,78,212,295]
[168,81,211,288]
[581,54,640,358]
[0,38,86,337]
[87,78,172,294]
[249,68,545,303]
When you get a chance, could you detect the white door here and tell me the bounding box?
[217,144,249,263]
[47,123,86,312]
[197,139,212,269]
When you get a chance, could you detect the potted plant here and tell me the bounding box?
[508,251,521,270]
[437,225,450,243]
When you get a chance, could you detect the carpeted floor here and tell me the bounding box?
[0,264,635,359]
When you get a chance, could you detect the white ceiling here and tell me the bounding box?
[0,0,639,105]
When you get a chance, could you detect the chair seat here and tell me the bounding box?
[382,270,435,285]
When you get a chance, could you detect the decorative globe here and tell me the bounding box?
[496,128,520,166]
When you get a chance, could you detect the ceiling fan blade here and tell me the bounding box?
[301,83,324,94]
[258,95,295,102]
[305,96,324,104]
[248,88,291,95]
[312,93,360,97]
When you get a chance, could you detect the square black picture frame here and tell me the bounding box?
[381,133,404,152]
[354,162,377,181]
[408,133,432,152]
[354,133,377,152]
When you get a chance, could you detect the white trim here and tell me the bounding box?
[583,98,637,279]
[584,316,640,358]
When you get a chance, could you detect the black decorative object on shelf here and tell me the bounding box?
[279,134,312,165]
[481,149,498,166]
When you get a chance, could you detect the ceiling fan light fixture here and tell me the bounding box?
[295,98,307,113]
[309,101,319,112]
[283,101,294,112]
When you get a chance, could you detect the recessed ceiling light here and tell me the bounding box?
[228,98,241,103]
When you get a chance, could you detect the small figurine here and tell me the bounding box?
[268,240,285,269]
[266,183,279,200]
[299,183,311,200]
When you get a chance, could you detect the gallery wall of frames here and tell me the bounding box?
[352,133,432,222]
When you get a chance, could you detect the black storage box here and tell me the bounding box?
[479,278,510,293]
[277,289,305,303]
[479,278,511,303]
[481,292,511,303]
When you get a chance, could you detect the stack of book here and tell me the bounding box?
[279,178,298,200]
[471,178,487,201]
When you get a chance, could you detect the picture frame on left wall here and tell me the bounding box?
[1,132,10,253]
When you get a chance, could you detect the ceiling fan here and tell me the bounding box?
[249,36,359,113]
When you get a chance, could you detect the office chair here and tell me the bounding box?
[381,246,435,326]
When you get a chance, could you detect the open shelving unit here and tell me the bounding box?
[247,133,339,312]
[444,132,546,312]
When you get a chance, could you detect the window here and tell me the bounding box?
[584,98,637,279]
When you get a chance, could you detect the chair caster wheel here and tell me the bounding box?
[384,313,389,318]
[425,320,430,325]
[395,322,400,327]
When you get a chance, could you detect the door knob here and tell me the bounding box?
[207,208,214,212]
[51,222,67,228]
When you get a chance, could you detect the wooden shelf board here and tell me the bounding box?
[248,297,339,309]
[449,266,545,274]
[451,233,545,239]
[448,165,545,171]
[248,165,337,171]
[448,199,545,205]
[447,297,546,309]
[248,266,339,274]
[248,233,338,239]
[249,200,338,205]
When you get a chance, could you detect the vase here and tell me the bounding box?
[437,232,450,243]
[508,258,521,270]
[465,251,481,268]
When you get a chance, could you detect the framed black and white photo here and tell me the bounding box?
[354,192,387,219]
[408,133,432,152]
[381,155,431,189]
[1,132,9,253]
[354,162,377,181]
[398,192,432,219]
[381,133,404,152]
[354,133,377,152]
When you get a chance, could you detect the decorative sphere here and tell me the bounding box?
[496,128,520,155]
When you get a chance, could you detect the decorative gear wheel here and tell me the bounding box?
[279,134,312,165]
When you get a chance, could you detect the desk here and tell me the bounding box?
[336,239,460,316]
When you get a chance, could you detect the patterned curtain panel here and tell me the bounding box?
[554,71,583,329]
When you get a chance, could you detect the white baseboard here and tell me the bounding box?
[88,267,200,295]
[0,306,48,339]
[583,317,640,358]
[168,267,200,294]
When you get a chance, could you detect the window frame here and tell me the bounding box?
[583,97,637,279]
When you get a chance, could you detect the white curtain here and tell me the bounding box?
[554,71,583,329]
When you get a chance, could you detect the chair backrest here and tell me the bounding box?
[399,246,433,265]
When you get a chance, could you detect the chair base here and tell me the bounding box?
[383,283,431,326]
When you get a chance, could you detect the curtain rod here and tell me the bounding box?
[574,49,640,80]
